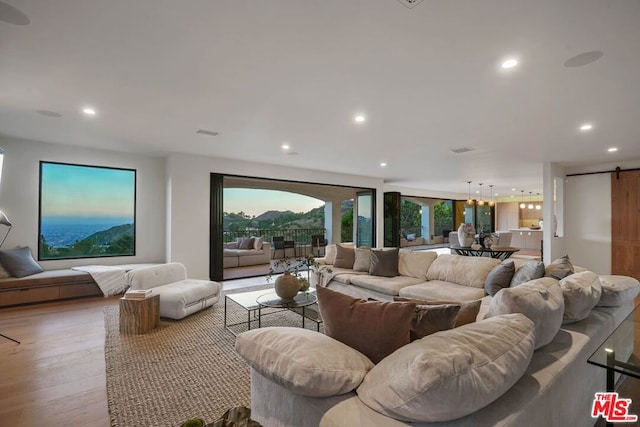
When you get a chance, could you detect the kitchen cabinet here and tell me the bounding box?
[510,229,543,250]
[496,202,519,231]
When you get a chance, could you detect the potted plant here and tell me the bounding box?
[266,254,331,297]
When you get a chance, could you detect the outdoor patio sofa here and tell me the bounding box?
[237,244,640,426]
[223,237,271,268]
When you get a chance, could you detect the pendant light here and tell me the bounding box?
[477,183,485,206]
[466,181,474,205]
[488,185,495,207]
[528,192,534,210]
[519,190,526,209]
[535,193,542,210]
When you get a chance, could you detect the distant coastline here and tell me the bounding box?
[41,216,133,248]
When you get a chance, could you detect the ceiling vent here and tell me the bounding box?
[196,129,220,137]
[397,0,424,9]
[451,147,475,154]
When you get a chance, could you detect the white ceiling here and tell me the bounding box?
[1,0,639,198]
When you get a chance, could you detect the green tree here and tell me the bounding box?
[341,208,353,242]
[434,201,453,236]
[400,200,422,236]
[106,234,134,255]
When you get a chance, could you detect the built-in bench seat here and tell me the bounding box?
[0,269,100,307]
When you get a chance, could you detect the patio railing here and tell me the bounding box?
[223,228,327,245]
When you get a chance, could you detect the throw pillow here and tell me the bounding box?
[353,247,371,272]
[369,248,399,277]
[252,236,264,250]
[485,277,564,349]
[0,263,11,279]
[485,260,515,296]
[317,286,414,363]
[0,246,44,278]
[324,244,337,265]
[510,260,545,287]
[395,297,481,327]
[356,313,535,422]
[409,304,461,340]
[597,275,640,307]
[559,270,602,323]
[333,244,355,269]
[406,233,416,241]
[235,327,374,397]
[238,237,255,250]
[545,254,575,280]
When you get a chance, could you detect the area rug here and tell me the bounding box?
[104,287,320,427]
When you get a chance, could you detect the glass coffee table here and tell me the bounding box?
[256,291,320,330]
[224,288,321,335]
[588,303,640,391]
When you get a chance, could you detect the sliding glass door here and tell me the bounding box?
[356,191,375,247]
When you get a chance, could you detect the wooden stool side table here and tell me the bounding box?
[119,294,160,334]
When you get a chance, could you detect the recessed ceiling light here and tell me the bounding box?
[511,188,516,191]
[355,114,366,123]
[281,144,290,150]
[501,58,518,69]
[608,147,618,152]
[380,162,387,167]
[82,107,97,116]
[579,123,593,131]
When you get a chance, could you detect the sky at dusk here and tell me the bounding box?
[40,163,135,218]
[224,188,324,217]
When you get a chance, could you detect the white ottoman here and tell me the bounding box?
[153,279,221,319]
[126,263,222,320]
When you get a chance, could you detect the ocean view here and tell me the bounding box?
[41,216,133,248]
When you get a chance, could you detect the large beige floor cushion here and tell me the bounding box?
[127,263,221,319]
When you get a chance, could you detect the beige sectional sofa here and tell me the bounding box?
[238,245,640,426]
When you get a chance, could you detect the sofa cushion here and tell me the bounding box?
[559,271,602,323]
[334,244,355,269]
[348,275,423,296]
[353,247,371,272]
[398,249,437,280]
[597,275,640,307]
[511,259,546,287]
[369,248,399,277]
[235,327,374,397]
[127,262,188,290]
[545,254,575,280]
[485,277,564,349]
[395,297,482,327]
[485,260,515,296]
[357,313,535,422]
[0,246,44,278]
[328,269,368,285]
[426,254,500,288]
[317,286,414,364]
[399,280,486,302]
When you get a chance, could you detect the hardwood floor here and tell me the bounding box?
[0,296,119,427]
[0,277,261,426]
[0,284,638,426]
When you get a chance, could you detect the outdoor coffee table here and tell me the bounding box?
[256,291,320,331]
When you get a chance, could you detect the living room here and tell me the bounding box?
[1,1,640,426]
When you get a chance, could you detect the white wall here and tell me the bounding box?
[0,137,166,270]
[166,153,384,279]
[561,159,640,274]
